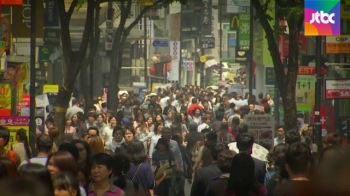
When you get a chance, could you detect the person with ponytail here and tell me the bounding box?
[12,129,32,162]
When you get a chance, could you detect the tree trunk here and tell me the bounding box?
[109,47,120,112]
[80,64,93,112]
[251,1,299,131]
[280,20,300,131]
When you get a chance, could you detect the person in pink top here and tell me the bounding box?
[64,116,77,137]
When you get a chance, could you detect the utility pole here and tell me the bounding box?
[143,13,148,88]
[274,2,280,125]
[248,1,254,99]
[30,0,37,156]
[219,3,222,81]
[314,36,323,153]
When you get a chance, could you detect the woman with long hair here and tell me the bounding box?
[225,153,267,196]
[46,151,87,196]
[12,128,32,162]
[140,122,164,161]
[0,157,18,178]
[64,116,77,135]
[265,144,288,187]
[152,138,179,196]
[165,110,175,128]
[125,141,155,196]
[18,163,53,193]
[170,113,188,140]
[112,154,137,195]
[87,135,105,156]
[217,123,234,145]
[71,140,92,174]
[134,115,149,144]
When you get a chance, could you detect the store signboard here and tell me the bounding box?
[325,79,350,99]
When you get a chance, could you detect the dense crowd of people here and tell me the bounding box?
[0,85,349,196]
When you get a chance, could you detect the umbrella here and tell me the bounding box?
[228,142,269,162]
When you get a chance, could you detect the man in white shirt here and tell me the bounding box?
[198,116,211,132]
[19,134,53,167]
[159,91,170,110]
[274,125,285,146]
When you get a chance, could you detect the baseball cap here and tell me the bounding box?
[122,118,131,125]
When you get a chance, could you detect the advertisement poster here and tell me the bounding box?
[0,116,29,148]
[244,114,275,147]
[296,66,316,111]
[0,83,12,109]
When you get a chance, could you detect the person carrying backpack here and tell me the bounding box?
[0,126,21,167]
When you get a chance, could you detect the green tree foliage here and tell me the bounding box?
[252,0,304,131]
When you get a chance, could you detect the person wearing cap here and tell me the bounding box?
[121,117,131,128]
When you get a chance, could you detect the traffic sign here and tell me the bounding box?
[152,40,169,47]
[244,114,275,146]
[200,56,207,63]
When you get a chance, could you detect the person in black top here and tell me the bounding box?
[236,133,266,184]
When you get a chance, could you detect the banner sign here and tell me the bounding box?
[326,35,350,53]
[12,0,44,38]
[43,0,59,27]
[200,0,212,35]
[238,14,250,50]
[325,79,350,99]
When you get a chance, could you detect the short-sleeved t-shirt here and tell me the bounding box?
[152,150,176,178]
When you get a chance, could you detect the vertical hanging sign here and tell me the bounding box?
[200,0,212,35]
[169,41,180,81]
[238,13,250,50]
[43,0,59,27]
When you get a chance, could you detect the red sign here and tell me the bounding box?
[17,94,30,111]
[297,66,327,75]
[326,90,350,99]
[1,0,23,5]
[310,105,335,132]
[325,79,350,99]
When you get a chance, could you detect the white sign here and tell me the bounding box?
[169,41,180,81]
[227,0,239,13]
[244,114,275,146]
[326,36,350,43]
[105,42,112,50]
[169,2,181,14]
